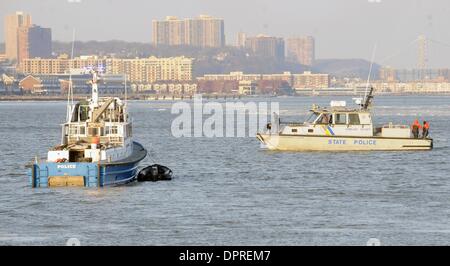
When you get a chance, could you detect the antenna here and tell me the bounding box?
[363,44,377,108]
[124,73,128,122]
[124,73,128,106]
[66,29,76,122]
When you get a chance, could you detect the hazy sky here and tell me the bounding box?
[1,0,450,68]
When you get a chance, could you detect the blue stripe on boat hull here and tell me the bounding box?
[28,142,147,188]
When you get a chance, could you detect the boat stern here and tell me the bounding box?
[28,162,101,188]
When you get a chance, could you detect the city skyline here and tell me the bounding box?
[0,0,450,68]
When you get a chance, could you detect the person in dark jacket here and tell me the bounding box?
[422,121,430,139]
[411,119,422,139]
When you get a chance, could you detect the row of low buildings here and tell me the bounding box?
[345,81,450,94]
[197,71,330,90]
[5,72,450,96]
[133,83,198,95]
[1,73,128,95]
[2,70,329,95]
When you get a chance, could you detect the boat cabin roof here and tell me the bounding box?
[310,105,370,114]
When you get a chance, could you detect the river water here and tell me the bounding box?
[0,95,449,246]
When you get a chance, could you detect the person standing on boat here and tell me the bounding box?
[411,119,422,139]
[422,121,430,139]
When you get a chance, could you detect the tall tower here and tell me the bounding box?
[4,11,32,62]
[418,35,428,80]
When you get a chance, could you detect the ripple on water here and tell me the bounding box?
[0,97,450,245]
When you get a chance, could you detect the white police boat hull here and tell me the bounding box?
[257,133,433,151]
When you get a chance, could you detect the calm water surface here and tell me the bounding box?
[0,96,449,246]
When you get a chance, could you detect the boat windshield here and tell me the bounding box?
[305,112,320,124]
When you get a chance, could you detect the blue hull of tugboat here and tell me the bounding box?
[28,142,147,188]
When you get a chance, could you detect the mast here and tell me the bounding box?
[362,44,377,109]
[91,69,99,107]
[66,29,76,122]
[124,73,128,122]
[362,86,374,110]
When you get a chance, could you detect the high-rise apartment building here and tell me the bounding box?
[286,36,315,66]
[17,26,30,63]
[4,12,32,61]
[245,35,285,60]
[152,15,225,48]
[17,25,52,62]
[236,32,246,48]
[152,16,186,46]
[28,25,52,59]
[185,15,225,48]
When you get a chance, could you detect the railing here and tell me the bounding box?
[68,136,124,145]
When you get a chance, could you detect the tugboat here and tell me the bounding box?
[28,70,147,187]
[257,87,433,151]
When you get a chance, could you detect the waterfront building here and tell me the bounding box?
[245,35,285,60]
[238,80,257,95]
[346,81,450,93]
[19,55,104,75]
[152,15,225,48]
[4,11,32,61]
[144,82,198,95]
[105,56,193,83]
[286,36,315,66]
[197,71,326,94]
[198,71,261,82]
[19,56,193,84]
[292,71,330,89]
[16,73,126,95]
[0,74,21,94]
[198,71,327,89]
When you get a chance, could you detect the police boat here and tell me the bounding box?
[28,69,147,187]
[257,87,433,151]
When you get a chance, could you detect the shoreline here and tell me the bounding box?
[1,93,450,102]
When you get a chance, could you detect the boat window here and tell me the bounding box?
[88,127,99,136]
[79,126,86,135]
[359,113,372,125]
[316,113,331,124]
[306,113,319,123]
[69,126,78,135]
[106,126,119,135]
[348,114,361,125]
[334,113,347,125]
